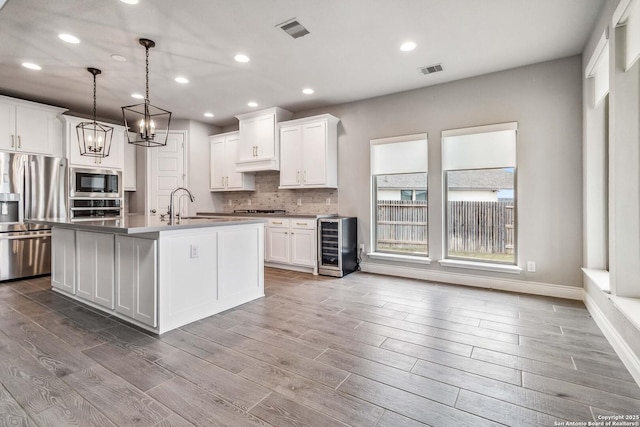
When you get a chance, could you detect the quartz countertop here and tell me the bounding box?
[196,211,337,219]
[27,215,266,235]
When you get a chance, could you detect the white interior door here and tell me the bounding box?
[148,131,186,216]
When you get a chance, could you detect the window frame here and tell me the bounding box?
[370,133,429,259]
[442,122,518,266]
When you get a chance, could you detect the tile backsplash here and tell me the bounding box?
[221,171,338,214]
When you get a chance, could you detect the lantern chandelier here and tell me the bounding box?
[76,68,113,157]
[122,38,171,147]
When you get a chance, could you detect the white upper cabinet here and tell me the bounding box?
[210,131,255,192]
[124,137,137,191]
[61,115,125,170]
[278,114,340,189]
[235,107,293,172]
[0,95,66,156]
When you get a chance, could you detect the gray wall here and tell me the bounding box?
[294,55,584,287]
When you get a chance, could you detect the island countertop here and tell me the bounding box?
[27,215,266,234]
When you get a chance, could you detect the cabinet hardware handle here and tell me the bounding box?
[226,176,229,187]
[273,221,282,224]
[296,222,306,226]
[296,171,300,183]
[221,177,225,186]
[17,136,21,148]
[10,135,14,147]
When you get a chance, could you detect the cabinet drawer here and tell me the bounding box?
[290,218,316,229]
[267,218,290,228]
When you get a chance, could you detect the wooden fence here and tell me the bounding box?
[376,200,428,253]
[376,200,514,255]
[447,201,514,255]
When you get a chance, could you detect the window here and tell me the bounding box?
[370,133,428,257]
[442,122,517,264]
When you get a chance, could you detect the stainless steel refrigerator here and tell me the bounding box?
[0,152,67,281]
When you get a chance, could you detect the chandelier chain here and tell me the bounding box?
[145,44,150,105]
[92,73,97,124]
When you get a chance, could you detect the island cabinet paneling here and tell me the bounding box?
[76,230,115,309]
[115,236,157,327]
[51,227,76,294]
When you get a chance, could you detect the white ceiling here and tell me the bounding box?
[0,0,604,127]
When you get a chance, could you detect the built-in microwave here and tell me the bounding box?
[70,168,122,198]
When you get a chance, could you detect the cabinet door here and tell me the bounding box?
[238,117,258,162]
[0,101,16,151]
[210,137,226,190]
[225,134,245,189]
[15,105,55,154]
[279,126,301,187]
[98,128,124,169]
[266,227,290,263]
[301,121,327,186]
[291,227,316,267]
[255,114,275,160]
[76,231,115,309]
[124,139,137,191]
[115,236,157,327]
[51,228,76,294]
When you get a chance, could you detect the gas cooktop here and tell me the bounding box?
[233,209,287,215]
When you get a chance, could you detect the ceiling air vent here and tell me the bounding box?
[418,63,444,75]
[278,19,310,39]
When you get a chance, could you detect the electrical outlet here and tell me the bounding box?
[359,243,365,251]
[228,199,232,206]
[247,199,252,206]
[326,198,331,205]
[190,244,199,259]
[297,198,302,206]
[527,261,536,272]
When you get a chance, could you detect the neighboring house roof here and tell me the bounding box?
[375,169,513,190]
[376,173,427,189]
[448,169,514,190]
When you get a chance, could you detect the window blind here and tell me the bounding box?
[442,122,517,171]
[370,133,428,175]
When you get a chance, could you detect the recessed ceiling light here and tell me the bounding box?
[247,101,258,108]
[234,54,250,63]
[120,0,139,4]
[204,112,214,118]
[175,76,189,84]
[131,93,144,99]
[302,88,314,95]
[400,41,417,52]
[58,33,80,44]
[111,54,127,62]
[22,62,41,70]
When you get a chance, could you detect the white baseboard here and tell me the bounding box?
[359,261,584,300]
[583,292,640,387]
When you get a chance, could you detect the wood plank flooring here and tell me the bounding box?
[0,268,639,426]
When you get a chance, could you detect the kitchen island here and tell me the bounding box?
[29,215,265,334]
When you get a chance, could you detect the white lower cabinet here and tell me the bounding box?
[51,228,76,294]
[266,218,317,272]
[115,236,157,327]
[76,230,115,309]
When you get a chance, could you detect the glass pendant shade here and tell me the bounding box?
[122,38,171,147]
[77,68,113,157]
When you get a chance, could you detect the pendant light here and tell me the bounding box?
[121,38,171,147]
[77,68,113,157]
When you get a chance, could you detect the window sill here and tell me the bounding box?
[438,259,523,274]
[367,252,431,264]
[609,296,640,331]
[582,268,610,293]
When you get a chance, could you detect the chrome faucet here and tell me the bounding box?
[168,187,195,222]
